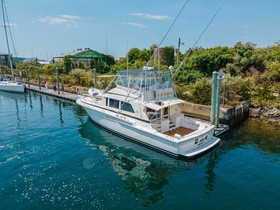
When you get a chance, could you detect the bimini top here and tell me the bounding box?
[116,69,175,102]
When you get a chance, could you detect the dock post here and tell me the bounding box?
[211,71,218,125]
[25,66,30,87]
[215,78,221,127]
[56,67,60,94]
[93,68,97,88]
[36,66,41,90]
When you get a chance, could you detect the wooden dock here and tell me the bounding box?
[25,85,79,102]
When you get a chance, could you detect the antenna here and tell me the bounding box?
[176,37,184,67]
[126,40,129,72]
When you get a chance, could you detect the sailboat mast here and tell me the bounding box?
[1,0,14,79]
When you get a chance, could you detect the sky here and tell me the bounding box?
[1,0,280,60]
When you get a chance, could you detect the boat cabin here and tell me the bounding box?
[98,69,202,138]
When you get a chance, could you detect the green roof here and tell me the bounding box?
[73,49,104,59]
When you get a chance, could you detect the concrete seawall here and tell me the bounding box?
[180,101,250,126]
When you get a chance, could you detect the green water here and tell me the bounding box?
[0,91,280,209]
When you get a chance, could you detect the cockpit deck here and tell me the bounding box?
[164,127,194,137]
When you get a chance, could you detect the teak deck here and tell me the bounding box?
[164,127,194,137]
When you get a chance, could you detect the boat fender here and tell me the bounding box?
[174,134,181,140]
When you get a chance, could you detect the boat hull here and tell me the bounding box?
[0,81,25,93]
[77,98,220,159]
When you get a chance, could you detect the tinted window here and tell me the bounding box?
[109,99,119,109]
[121,102,134,113]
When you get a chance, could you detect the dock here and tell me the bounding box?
[214,124,229,137]
[26,85,229,137]
[25,85,79,102]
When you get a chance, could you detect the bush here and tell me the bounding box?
[69,69,86,85]
[189,78,212,105]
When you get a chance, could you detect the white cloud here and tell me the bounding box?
[123,22,146,28]
[130,13,169,20]
[60,15,81,20]
[37,15,81,27]
[5,23,17,28]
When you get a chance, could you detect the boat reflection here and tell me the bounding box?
[0,90,26,99]
[79,118,218,206]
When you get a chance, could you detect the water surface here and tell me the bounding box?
[0,91,279,209]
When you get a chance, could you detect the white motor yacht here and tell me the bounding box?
[76,67,220,158]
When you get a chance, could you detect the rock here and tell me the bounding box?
[250,107,261,118]
[249,106,280,123]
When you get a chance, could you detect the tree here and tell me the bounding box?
[128,48,140,63]
[103,54,115,66]
[139,49,151,62]
[149,44,158,55]
[63,56,72,74]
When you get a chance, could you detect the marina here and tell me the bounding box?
[22,69,229,159]
[0,0,279,209]
[0,91,280,209]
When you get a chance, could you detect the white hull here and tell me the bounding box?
[0,81,25,93]
[77,98,220,158]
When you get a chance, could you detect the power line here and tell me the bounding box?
[146,0,190,67]
[173,0,227,77]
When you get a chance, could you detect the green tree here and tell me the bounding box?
[63,56,72,74]
[103,54,116,66]
[139,49,151,62]
[128,48,140,63]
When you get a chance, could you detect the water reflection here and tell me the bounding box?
[79,119,218,206]
[28,92,33,110]
[15,98,21,130]
[0,91,25,131]
[39,95,44,117]
[222,120,280,155]
[204,152,219,194]
[58,101,64,126]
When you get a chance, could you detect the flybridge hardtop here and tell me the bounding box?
[76,67,220,158]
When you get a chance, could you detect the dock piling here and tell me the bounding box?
[25,66,30,87]
[211,71,225,127]
[56,67,60,94]
[36,66,41,90]
[211,71,218,125]
[215,78,221,128]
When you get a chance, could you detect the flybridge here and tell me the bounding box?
[116,69,175,102]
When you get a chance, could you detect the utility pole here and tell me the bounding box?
[177,37,184,67]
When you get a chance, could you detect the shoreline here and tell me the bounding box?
[249,105,280,125]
